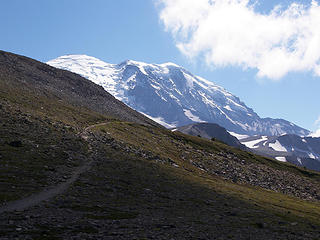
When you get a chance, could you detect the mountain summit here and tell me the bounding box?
[48,55,309,136]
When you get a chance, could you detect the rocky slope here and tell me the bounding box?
[47,55,310,136]
[1,51,320,239]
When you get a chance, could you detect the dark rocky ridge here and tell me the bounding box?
[176,122,245,149]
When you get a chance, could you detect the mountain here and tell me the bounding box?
[47,55,310,136]
[1,50,320,239]
[176,123,245,149]
[178,122,320,171]
[238,133,320,171]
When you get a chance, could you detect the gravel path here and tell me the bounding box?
[0,162,91,214]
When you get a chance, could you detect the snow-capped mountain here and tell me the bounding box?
[47,55,310,136]
[236,134,320,171]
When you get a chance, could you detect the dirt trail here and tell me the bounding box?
[0,122,107,214]
[84,122,108,132]
[81,122,109,141]
[0,163,91,214]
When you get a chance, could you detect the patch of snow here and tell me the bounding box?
[269,140,287,152]
[154,90,168,102]
[227,98,248,112]
[275,157,287,162]
[150,84,161,90]
[215,106,237,125]
[228,131,249,140]
[195,75,233,98]
[242,136,268,149]
[197,91,216,108]
[182,72,194,89]
[168,93,182,105]
[302,138,307,143]
[160,62,180,68]
[141,113,176,129]
[224,105,233,111]
[234,121,249,131]
[308,153,316,159]
[195,75,216,87]
[183,109,205,123]
[193,76,219,91]
[297,157,302,164]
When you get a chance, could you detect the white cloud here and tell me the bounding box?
[309,129,320,137]
[158,0,320,80]
[310,115,320,137]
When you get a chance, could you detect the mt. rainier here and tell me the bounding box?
[48,55,309,136]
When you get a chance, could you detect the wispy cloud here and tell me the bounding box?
[310,129,320,137]
[310,115,320,137]
[158,0,320,80]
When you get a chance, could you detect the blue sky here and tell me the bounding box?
[1,0,319,132]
